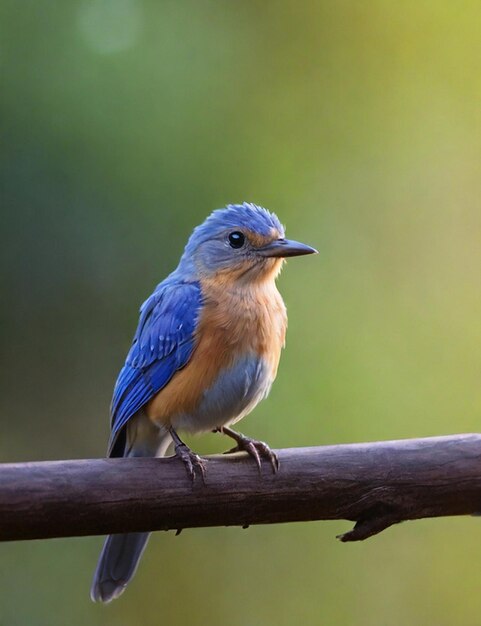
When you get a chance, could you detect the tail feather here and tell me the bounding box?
[91,412,172,602]
[90,532,150,603]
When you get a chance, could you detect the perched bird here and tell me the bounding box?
[91,202,317,602]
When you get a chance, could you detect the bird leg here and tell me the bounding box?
[215,426,279,474]
[169,427,206,484]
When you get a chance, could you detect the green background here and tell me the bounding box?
[2,1,481,624]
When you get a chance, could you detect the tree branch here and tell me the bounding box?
[2,434,481,542]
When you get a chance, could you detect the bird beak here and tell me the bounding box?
[258,238,318,258]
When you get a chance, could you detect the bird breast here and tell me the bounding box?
[145,277,287,431]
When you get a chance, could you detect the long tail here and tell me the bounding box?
[91,413,172,603]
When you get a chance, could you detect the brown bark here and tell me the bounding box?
[1,434,481,542]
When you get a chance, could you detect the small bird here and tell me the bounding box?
[90,202,317,602]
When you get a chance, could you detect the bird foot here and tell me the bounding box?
[224,434,279,474]
[174,441,207,484]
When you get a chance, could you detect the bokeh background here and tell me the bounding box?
[2,1,481,624]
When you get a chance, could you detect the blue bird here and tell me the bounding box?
[91,202,317,602]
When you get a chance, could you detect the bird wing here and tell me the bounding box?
[108,279,203,456]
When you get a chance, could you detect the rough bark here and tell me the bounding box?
[1,434,481,542]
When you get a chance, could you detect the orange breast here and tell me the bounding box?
[145,274,287,426]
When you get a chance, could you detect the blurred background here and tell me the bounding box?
[1,1,481,624]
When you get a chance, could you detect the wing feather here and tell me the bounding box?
[108,279,202,456]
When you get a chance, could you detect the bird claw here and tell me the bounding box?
[224,436,279,474]
[174,442,207,484]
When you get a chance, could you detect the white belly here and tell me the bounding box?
[171,354,274,434]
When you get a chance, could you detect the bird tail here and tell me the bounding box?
[91,413,172,603]
[90,532,151,603]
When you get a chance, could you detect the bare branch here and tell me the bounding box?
[2,434,481,542]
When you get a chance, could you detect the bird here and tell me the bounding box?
[90,202,317,602]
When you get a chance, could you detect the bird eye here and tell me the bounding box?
[228,231,245,249]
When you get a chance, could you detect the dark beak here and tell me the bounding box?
[258,238,318,258]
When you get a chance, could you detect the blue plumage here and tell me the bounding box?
[181,202,284,262]
[108,280,202,456]
[108,203,282,456]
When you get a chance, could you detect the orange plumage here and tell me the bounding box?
[146,259,287,426]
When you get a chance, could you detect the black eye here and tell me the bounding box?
[228,231,245,248]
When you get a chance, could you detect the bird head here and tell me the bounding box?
[179,202,317,283]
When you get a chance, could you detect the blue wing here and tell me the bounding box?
[108,279,202,456]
